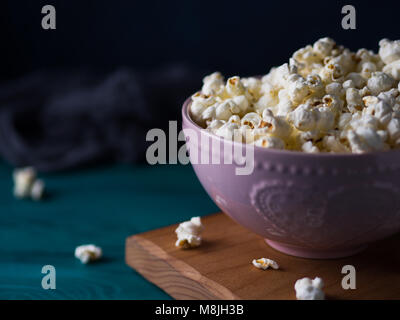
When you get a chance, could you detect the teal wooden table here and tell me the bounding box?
[0,161,218,299]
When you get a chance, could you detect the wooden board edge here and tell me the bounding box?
[125,235,240,300]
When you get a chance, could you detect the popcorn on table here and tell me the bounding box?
[252,258,279,270]
[74,244,103,264]
[175,217,204,249]
[294,277,325,300]
[190,38,400,153]
[13,167,45,200]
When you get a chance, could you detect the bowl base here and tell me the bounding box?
[265,239,367,259]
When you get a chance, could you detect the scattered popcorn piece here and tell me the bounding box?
[175,235,202,249]
[13,167,36,198]
[175,217,204,249]
[295,277,325,300]
[13,167,46,201]
[252,258,279,270]
[74,244,102,264]
[30,179,45,201]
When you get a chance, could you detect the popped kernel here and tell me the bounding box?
[13,167,46,201]
[175,217,204,249]
[295,277,325,300]
[252,258,279,270]
[75,244,102,264]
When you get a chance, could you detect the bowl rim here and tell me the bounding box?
[182,97,400,159]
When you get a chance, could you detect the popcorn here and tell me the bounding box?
[325,82,345,98]
[74,244,102,264]
[379,39,400,64]
[263,63,291,89]
[254,136,285,149]
[242,77,262,99]
[255,90,278,113]
[215,100,234,121]
[338,112,352,130]
[313,37,335,58]
[367,72,395,96]
[13,167,36,198]
[202,72,224,95]
[378,88,399,106]
[190,100,207,124]
[287,74,310,104]
[215,122,240,141]
[228,115,241,124]
[13,167,46,201]
[347,127,387,153]
[294,277,325,300]
[387,118,400,143]
[350,114,379,131]
[201,105,216,121]
[252,258,279,270]
[232,95,250,113]
[359,86,372,97]
[360,62,377,79]
[275,89,294,116]
[226,76,245,97]
[190,37,400,153]
[175,217,204,249]
[302,141,319,153]
[207,119,225,132]
[261,109,292,139]
[322,94,344,114]
[31,179,45,201]
[345,72,366,89]
[342,79,355,90]
[241,112,262,129]
[323,135,349,153]
[293,45,320,68]
[192,92,216,106]
[288,104,318,131]
[305,74,324,95]
[362,95,379,107]
[364,100,392,126]
[319,63,343,83]
[383,60,400,80]
[316,106,335,131]
[346,88,364,112]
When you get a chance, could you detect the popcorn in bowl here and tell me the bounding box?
[190,38,400,153]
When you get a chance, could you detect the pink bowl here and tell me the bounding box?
[182,97,400,259]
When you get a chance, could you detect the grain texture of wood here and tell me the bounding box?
[126,213,400,300]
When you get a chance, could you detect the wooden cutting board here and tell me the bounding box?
[125,213,400,300]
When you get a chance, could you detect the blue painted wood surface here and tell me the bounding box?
[0,162,218,299]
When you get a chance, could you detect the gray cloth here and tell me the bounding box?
[0,65,203,172]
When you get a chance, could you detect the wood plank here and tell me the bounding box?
[125,213,400,300]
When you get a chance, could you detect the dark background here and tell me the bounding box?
[0,0,399,171]
[1,0,398,81]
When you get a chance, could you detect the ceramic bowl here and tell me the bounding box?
[182,97,400,259]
